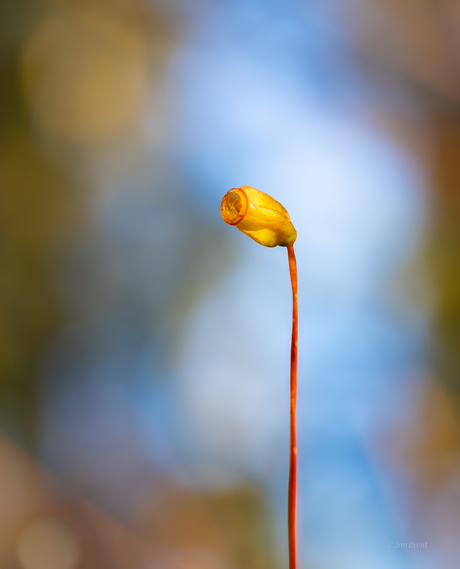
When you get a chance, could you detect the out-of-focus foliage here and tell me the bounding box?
[2,0,460,568]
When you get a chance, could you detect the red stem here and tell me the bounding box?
[287,244,298,569]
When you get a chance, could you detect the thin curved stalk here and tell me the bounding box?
[287,244,298,569]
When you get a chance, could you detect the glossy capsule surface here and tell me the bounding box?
[221,186,297,248]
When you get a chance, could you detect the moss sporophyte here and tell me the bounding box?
[221,187,298,569]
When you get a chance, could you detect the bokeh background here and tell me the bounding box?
[1,0,460,568]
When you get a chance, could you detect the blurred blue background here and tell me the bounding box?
[2,1,460,568]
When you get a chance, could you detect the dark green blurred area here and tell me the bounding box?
[0,0,79,445]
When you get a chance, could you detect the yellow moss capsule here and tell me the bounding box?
[221,186,297,247]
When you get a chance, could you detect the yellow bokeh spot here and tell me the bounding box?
[16,518,80,569]
[21,11,147,142]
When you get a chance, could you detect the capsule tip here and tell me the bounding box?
[220,188,249,226]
